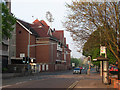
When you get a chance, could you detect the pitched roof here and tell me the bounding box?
[32,19,50,37]
[17,19,39,37]
[40,20,49,27]
[53,30,64,43]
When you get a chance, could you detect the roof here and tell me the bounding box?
[53,30,64,43]
[32,19,50,37]
[17,19,39,37]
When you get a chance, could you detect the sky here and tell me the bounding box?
[10,0,83,58]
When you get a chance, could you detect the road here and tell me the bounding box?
[2,68,114,89]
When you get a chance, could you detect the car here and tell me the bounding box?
[109,66,118,75]
[73,68,81,74]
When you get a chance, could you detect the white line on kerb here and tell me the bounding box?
[67,81,79,90]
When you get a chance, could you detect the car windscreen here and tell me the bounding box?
[74,68,80,70]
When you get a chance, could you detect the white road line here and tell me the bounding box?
[15,81,27,85]
[0,85,13,88]
[1,78,48,88]
[1,81,27,88]
[67,81,79,90]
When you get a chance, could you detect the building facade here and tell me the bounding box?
[10,19,71,73]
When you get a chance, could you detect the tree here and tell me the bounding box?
[83,29,117,65]
[64,1,120,79]
[2,3,16,38]
[71,58,82,67]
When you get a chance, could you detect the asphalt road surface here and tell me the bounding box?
[2,68,114,89]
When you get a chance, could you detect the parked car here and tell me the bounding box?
[73,68,81,74]
[109,66,118,75]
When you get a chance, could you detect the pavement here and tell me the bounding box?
[72,69,115,89]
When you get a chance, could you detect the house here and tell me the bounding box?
[9,19,39,73]
[53,30,71,70]
[10,18,71,73]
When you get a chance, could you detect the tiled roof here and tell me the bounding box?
[32,19,50,37]
[17,19,39,37]
[40,20,49,27]
[53,30,64,43]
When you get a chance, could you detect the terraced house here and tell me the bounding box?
[10,19,71,73]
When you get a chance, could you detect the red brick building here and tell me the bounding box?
[12,19,71,72]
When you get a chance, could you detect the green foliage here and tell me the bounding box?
[71,58,82,67]
[83,29,117,66]
[2,3,16,38]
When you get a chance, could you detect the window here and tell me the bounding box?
[19,31,21,34]
[46,65,49,71]
[42,64,45,71]
[57,53,59,57]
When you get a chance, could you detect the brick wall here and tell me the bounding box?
[16,23,36,58]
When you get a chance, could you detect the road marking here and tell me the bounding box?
[15,81,27,85]
[0,85,13,88]
[67,81,79,90]
[1,81,28,88]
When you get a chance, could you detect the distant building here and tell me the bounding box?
[2,1,12,69]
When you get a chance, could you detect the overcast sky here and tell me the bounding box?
[11,0,83,58]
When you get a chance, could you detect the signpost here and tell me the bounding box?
[93,46,109,84]
[72,63,75,68]
[100,46,106,54]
